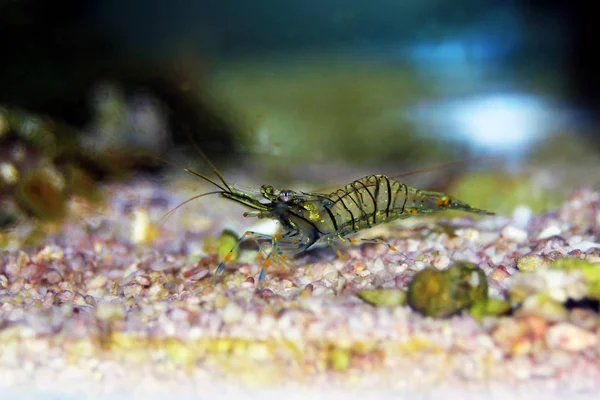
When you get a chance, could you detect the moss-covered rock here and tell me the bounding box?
[15,167,67,221]
[406,262,488,318]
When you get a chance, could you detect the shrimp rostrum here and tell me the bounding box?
[162,153,494,280]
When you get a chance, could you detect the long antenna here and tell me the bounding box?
[184,130,233,193]
[152,155,228,192]
[309,154,500,193]
[158,190,223,225]
[387,155,499,180]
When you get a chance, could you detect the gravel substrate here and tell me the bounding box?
[1,177,599,399]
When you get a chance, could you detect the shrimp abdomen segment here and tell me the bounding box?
[315,175,492,235]
[325,175,404,233]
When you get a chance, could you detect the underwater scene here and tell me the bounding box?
[1,1,600,399]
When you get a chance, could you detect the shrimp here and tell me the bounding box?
[160,150,494,280]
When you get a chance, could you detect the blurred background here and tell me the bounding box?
[1,0,600,230]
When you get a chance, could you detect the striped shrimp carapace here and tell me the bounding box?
[160,150,495,280]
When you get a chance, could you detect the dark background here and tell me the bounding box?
[1,0,598,150]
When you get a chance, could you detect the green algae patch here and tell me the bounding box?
[407,262,488,318]
[325,341,381,372]
[357,288,406,307]
[469,298,512,321]
[165,338,195,365]
[516,254,549,272]
[397,337,437,353]
[328,346,351,371]
[66,332,397,378]
[551,258,600,299]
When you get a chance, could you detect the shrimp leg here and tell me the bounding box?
[215,230,273,276]
[332,235,413,263]
[215,230,295,281]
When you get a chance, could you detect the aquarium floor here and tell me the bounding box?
[1,177,599,400]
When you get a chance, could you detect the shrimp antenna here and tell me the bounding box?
[152,155,228,192]
[158,190,223,226]
[388,155,499,180]
[184,130,233,193]
[310,154,500,193]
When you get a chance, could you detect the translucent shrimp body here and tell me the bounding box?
[158,150,494,280]
[247,174,493,254]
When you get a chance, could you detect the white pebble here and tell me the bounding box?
[570,240,600,252]
[131,207,154,244]
[455,228,480,242]
[546,323,598,352]
[501,225,528,243]
[432,255,450,270]
[221,302,244,324]
[511,205,533,229]
[0,162,19,185]
[247,343,270,361]
[321,264,338,279]
[368,258,385,274]
[357,269,371,278]
[95,303,126,321]
[538,225,562,239]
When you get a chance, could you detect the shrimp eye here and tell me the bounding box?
[279,190,294,202]
[260,184,275,198]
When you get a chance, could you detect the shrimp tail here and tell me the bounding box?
[447,197,495,215]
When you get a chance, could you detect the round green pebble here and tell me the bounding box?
[407,262,489,318]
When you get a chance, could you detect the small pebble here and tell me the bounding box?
[492,319,528,353]
[501,226,528,243]
[0,162,19,185]
[570,241,600,252]
[131,207,158,244]
[87,275,108,290]
[490,266,511,281]
[300,284,313,298]
[135,275,151,287]
[432,255,450,270]
[95,303,126,321]
[511,205,533,229]
[221,302,244,324]
[368,259,385,274]
[538,225,562,240]
[33,245,65,263]
[524,315,549,339]
[56,290,75,303]
[241,277,255,289]
[516,254,547,272]
[214,294,229,308]
[545,322,598,352]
